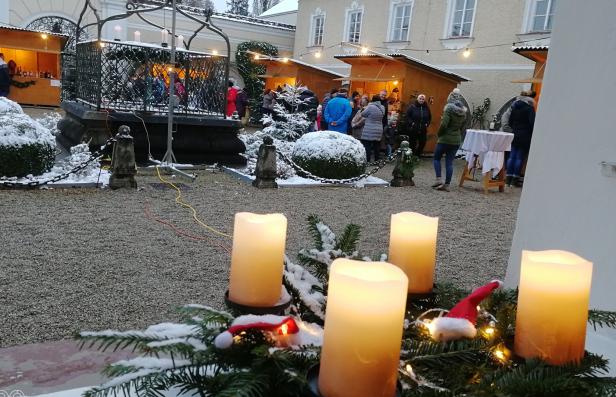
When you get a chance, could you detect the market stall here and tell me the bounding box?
[512,38,549,105]
[257,56,344,100]
[334,53,469,153]
[0,24,68,106]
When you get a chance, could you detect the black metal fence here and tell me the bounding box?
[68,40,227,117]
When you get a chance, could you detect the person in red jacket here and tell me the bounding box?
[226,81,238,117]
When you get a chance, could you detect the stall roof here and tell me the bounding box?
[334,53,470,82]
[259,56,347,78]
[0,22,69,39]
[512,37,550,52]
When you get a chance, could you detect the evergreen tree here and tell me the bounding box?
[227,0,249,15]
[251,0,280,16]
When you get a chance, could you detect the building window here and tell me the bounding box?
[311,15,324,46]
[448,0,475,38]
[390,2,413,42]
[347,10,363,43]
[531,0,556,32]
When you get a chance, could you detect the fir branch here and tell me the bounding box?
[306,214,324,251]
[588,310,616,331]
[297,251,330,285]
[403,339,489,370]
[335,223,361,255]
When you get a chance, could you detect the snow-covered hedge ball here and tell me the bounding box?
[291,131,366,180]
[0,97,56,177]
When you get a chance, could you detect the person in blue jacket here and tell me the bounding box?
[324,88,352,133]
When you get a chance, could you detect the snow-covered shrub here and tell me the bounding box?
[262,85,312,141]
[291,131,366,180]
[0,98,56,177]
[35,112,63,136]
[239,131,295,178]
[57,144,99,178]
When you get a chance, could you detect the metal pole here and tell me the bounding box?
[160,0,195,180]
[162,0,177,165]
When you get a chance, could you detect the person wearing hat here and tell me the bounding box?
[432,89,468,191]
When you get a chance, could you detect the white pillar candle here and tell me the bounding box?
[161,29,168,45]
[388,212,439,293]
[319,259,408,397]
[113,25,122,41]
[177,35,184,48]
[133,31,141,42]
[228,212,287,307]
[514,250,593,365]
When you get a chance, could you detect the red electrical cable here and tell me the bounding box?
[143,201,232,254]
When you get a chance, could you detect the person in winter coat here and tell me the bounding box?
[379,89,389,128]
[0,54,11,97]
[324,88,352,133]
[235,87,249,125]
[360,95,386,161]
[320,88,338,130]
[405,94,432,157]
[506,95,536,186]
[432,98,468,191]
[351,95,369,140]
[261,88,276,118]
[226,81,238,117]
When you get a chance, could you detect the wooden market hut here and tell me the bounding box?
[334,53,469,153]
[258,56,345,100]
[0,24,68,107]
[512,39,549,105]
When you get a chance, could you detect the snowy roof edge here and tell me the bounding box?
[334,53,471,82]
[0,22,69,38]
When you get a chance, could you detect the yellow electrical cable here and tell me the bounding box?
[155,166,232,239]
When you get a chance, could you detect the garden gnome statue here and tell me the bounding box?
[391,140,416,187]
[252,136,278,189]
[109,125,137,189]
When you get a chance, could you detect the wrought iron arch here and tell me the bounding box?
[26,16,88,51]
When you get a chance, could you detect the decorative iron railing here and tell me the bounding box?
[72,40,226,116]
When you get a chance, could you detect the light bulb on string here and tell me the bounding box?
[361,46,369,54]
[314,51,322,59]
[282,57,289,63]
[212,49,218,56]
[41,33,48,39]
[463,48,471,58]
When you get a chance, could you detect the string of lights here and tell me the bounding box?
[286,36,550,60]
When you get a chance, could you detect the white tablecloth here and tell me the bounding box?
[461,129,514,176]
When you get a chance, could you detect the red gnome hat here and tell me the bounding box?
[214,315,300,349]
[429,280,502,342]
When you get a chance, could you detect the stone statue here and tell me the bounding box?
[391,140,416,187]
[109,125,137,189]
[252,136,278,189]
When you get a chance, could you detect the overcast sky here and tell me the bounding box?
[212,0,227,11]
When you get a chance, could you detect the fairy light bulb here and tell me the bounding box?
[41,33,48,39]
[212,49,218,56]
[280,323,289,335]
[282,57,289,63]
[98,41,106,48]
[361,46,369,54]
[314,51,322,58]
[254,54,260,60]
[463,48,471,58]
[494,349,505,360]
[484,327,495,337]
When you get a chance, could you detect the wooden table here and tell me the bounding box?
[458,129,514,193]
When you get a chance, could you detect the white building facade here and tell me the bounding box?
[293,0,555,109]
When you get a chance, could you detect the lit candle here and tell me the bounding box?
[319,259,408,397]
[134,31,141,42]
[228,212,287,307]
[514,250,593,365]
[161,28,168,45]
[113,25,122,41]
[177,34,184,48]
[388,212,439,293]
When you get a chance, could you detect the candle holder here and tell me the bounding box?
[306,365,402,397]
[224,289,291,315]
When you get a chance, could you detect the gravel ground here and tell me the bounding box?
[0,160,521,347]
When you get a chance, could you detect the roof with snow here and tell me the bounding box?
[259,0,298,17]
[0,22,69,38]
[512,37,550,52]
[133,0,295,31]
[335,53,470,82]
[260,56,347,78]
